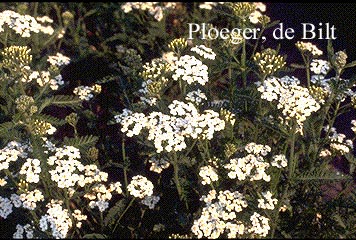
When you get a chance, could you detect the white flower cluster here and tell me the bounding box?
[116,101,225,153]
[72,209,88,228]
[310,59,330,75]
[127,175,154,199]
[161,51,178,66]
[271,154,288,168]
[13,224,34,239]
[257,191,278,210]
[73,85,100,101]
[324,126,353,155]
[141,195,160,209]
[199,165,219,185]
[19,189,44,210]
[249,2,267,24]
[248,212,270,237]
[191,45,216,60]
[199,2,225,10]
[148,156,170,173]
[47,53,71,67]
[11,194,22,208]
[245,142,271,156]
[351,120,356,133]
[172,55,209,85]
[191,189,248,238]
[87,182,123,212]
[225,142,272,182]
[296,41,323,56]
[47,145,111,189]
[23,70,64,90]
[0,178,7,186]
[39,200,72,239]
[257,76,321,134]
[121,2,177,21]
[0,10,54,37]
[0,196,13,219]
[185,89,207,105]
[0,141,29,171]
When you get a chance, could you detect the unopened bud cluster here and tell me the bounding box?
[1,46,32,70]
[332,50,347,72]
[15,95,37,114]
[253,48,286,75]
[168,38,187,53]
[308,86,329,104]
[229,2,256,19]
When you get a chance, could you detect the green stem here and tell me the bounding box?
[172,151,183,199]
[100,211,104,233]
[241,39,247,88]
[113,197,135,233]
[301,54,311,88]
[288,123,297,180]
[122,138,129,195]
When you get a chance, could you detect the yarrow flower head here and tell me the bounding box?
[172,55,209,85]
[199,165,219,185]
[73,84,101,101]
[47,53,71,67]
[148,156,170,173]
[257,76,321,134]
[39,200,72,239]
[121,2,177,21]
[296,41,323,57]
[0,10,55,37]
[191,189,248,238]
[127,175,154,199]
[257,191,278,210]
[191,45,216,60]
[310,59,330,75]
[141,195,160,209]
[253,48,286,75]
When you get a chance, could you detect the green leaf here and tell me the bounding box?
[39,95,82,112]
[63,135,99,150]
[333,214,346,229]
[82,233,108,239]
[104,198,128,227]
[30,135,48,162]
[0,121,15,135]
[295,168,351,181]
[344,60,356,69]
[0,122,22,142]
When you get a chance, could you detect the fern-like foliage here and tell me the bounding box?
[295,168,351,181]
[63,135,99,151]
[39,95,83,112]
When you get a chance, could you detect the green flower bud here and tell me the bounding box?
[253,48,286,76]
[332,50,347,72]
[1,46,32,70]
[168,38,187,53]
[62,11,74,26]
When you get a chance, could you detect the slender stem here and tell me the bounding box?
[288,123,296,180]
[301,54,311,87]
[172,151,183,199]
[241,39,247,88]
[100,211,104,233]
[184,138,198,158]
[113,197,135,233]
[122,138,128,195]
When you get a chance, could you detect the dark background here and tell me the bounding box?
[266,3,356,63]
